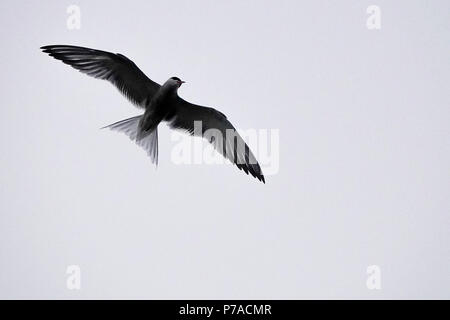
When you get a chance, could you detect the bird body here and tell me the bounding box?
[136,78,180,141]
[41,45,265,183]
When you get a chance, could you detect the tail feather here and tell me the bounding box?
[102,115,159,165]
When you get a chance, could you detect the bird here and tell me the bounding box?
[40,45,265,183]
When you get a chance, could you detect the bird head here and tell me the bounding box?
[167,76,185,89]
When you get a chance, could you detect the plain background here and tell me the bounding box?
[0,0,449,299]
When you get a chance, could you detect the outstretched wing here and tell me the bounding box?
[41,45,160,107]
[166,99,265,183]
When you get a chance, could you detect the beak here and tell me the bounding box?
[180,81,186,84]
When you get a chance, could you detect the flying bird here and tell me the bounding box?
[40,45,265,183]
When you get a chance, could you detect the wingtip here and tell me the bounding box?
[40,45,53,51]
[40,45,76,53]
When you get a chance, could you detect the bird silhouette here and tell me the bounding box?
[41,45,265,183]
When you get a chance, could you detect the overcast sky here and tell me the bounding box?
[0,0,449,298]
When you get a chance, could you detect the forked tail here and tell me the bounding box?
[102,115,159,166]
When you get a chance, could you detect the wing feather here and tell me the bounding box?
[41,45,160,107]
[167,99,265,183]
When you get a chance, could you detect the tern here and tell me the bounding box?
[41,45,265,183]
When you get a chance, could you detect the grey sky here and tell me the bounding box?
[0,0,449,298]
